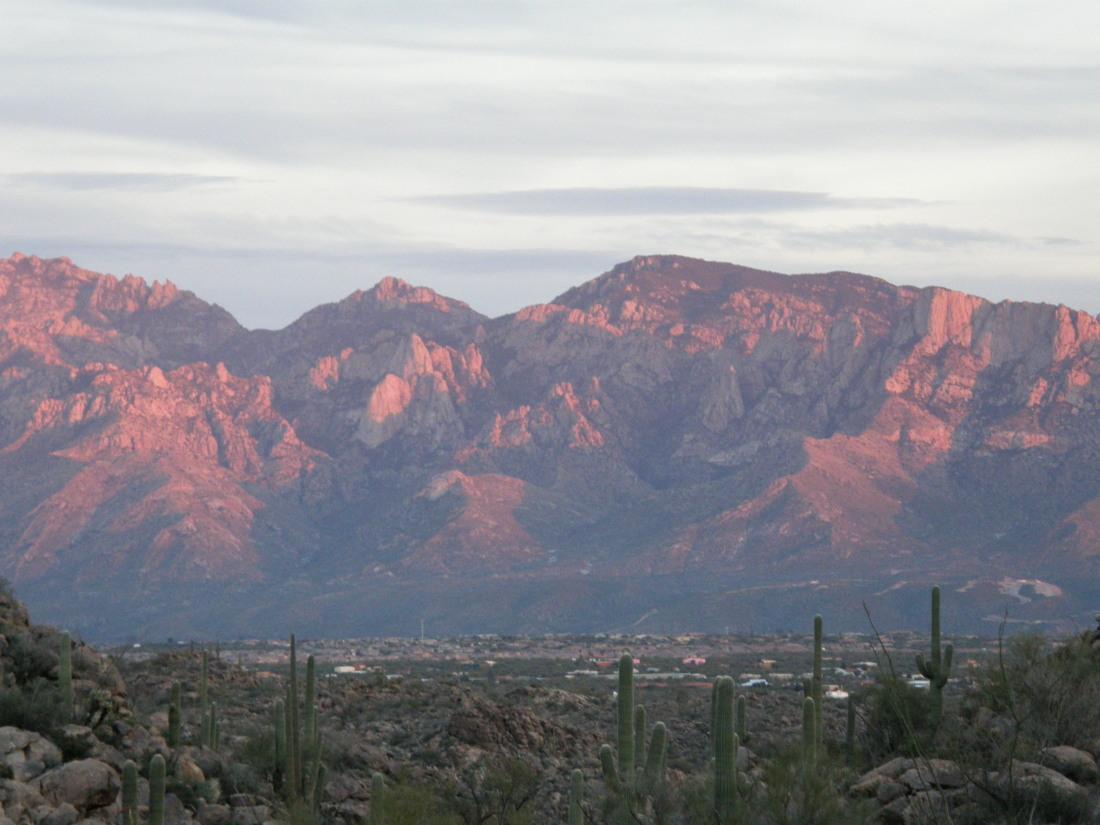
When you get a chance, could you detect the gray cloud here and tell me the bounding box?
[411,187,919,216]
[783,222,1016,250]
[2,172,243,192]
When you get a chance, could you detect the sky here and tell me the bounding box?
[1,0,1098,329]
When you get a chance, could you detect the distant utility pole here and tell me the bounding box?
[420,618,425,643]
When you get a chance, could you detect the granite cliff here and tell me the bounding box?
[1,252,1097,638]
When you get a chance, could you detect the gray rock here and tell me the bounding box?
[898,760,965,791]
[997,761,1088,815]
[1039,745,1099,784]
[33,760,120,812]
[876,780,907,804]
[197,804,231,825]
[40,802,79,825]
[230,806,269,825]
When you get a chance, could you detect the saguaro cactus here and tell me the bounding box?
[200,648,209,710]
[599,653,668,822]
[58,631,73,720]
[370,772,385,825]
[713,677,739,824]
[915,585,953,724]
[735,694,747,744]
[289,635,302,798]
[149,754,166,825]
[274,700,286,793]
[166,686,181,748]
[802,697,817,773]
[304,654,317,748]
[568,768,584,825]
[632,705,646,771]
[812,615,824,746]
[846,694,856,766]
[616,654,634,778]
[121,761,138,825]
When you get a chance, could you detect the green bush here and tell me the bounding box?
[385,782,461,825]
[0,681,66,736]
[858,675,933,759]
[7,633,57,684]
[975,633,1100,751]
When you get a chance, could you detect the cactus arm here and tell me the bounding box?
[599,744,621,794]
[149,754,166,825]
[633,704,646,774]
[370,772,385,825]
[802,697,817,772]
[812,615,824,746]
[714,677,738,824]
[641,722,667,795]
[735,694,747,743]
[616,654,634,779]
[568,768,584,825]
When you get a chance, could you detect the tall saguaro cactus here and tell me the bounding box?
[121,761,138,825]
[568,768,584,825]
[735,694,747,744]
[288,634,302,799]
[802,697,817,773]
[149,754,166,825]
[274,700,286,793]
[812,615,824,746]
[845,694,857,765]
[617,654,634,779]
[304,655,317,748]
[713,677,740,824]
[58,631,73,721]
[915,585,954,724]
[370,772,385,825]
[599,653,668,823]
[167,684,181,748]
[200,648,209,710]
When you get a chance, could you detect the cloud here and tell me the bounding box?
[783,222,1016,250]
[411,187,920,216]
[1,172,243,192]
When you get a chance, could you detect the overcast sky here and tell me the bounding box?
[1,0,1097,328]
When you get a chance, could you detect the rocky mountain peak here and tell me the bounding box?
[2,253,1100,638]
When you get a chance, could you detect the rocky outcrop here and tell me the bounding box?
[2,252,1100,637]
[851,754,1094,824]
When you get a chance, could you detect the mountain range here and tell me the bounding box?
[1,251,1097,640]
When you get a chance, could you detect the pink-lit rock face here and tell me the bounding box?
[2,251,1100,638]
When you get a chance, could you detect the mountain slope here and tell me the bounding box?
[1,252,1098,639]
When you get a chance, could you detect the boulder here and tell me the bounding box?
[898,760,965,790]
[33,760,120,812]
[175,756,205,785]
[1039,745,1099,784]
[39,802,79,825]
[197,804,231,825]
[997,761,1088,817]
[0,729,61,782]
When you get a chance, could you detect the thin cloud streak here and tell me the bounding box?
[2,172,244,192]
[412,187,920,216]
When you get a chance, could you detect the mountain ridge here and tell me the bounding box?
[1,251,1098,640]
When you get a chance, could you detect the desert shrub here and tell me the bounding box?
[759,747,872,825]
[54,727,95,760]
[236,725,278,778]
[446,756,539,825]
[0,680,66,735]
[975,632,1100,751]
[6,633,57,684]
[858,675,933,759]
[385,782,461,825]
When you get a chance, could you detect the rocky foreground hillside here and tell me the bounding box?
[1,252,1099,638]
[2,585,1100,825]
